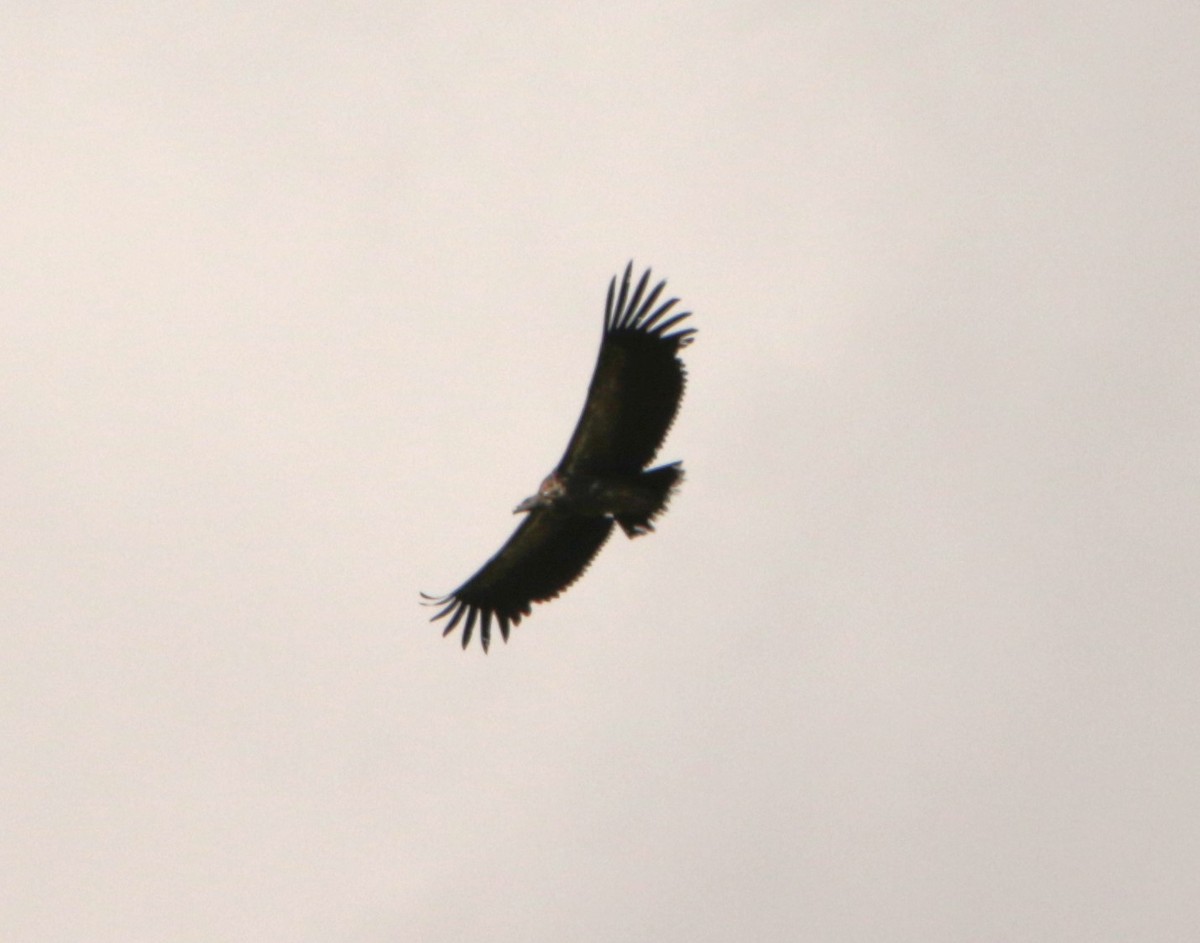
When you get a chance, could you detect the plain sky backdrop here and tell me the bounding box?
[4,2,1198,941]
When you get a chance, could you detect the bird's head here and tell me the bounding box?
[514,472,566,513]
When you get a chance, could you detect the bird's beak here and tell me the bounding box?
[514,495,538,514]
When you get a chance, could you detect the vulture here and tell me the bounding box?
[422,262,696,651]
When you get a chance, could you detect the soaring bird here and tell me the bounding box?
[422,262,695,651]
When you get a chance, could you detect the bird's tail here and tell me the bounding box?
[616,462,684,538]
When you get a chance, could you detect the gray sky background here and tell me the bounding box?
[4,3,1198,940]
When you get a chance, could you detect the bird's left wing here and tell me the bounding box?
[422,511,614,651]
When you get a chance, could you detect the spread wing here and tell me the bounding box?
[556,263,695,476]
[421,512,614,652]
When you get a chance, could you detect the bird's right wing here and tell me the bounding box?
[422,511,614,651]
[555,263,696,476]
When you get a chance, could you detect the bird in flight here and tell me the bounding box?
[422,262,696,651]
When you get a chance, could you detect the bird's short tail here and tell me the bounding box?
[616,462,684,538]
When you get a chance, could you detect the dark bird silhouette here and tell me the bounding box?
[422,263,696,651]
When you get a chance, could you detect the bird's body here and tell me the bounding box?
[516,465,683,537]
[422,263,695,651]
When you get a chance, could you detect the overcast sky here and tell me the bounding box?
[4,3,1198,941]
